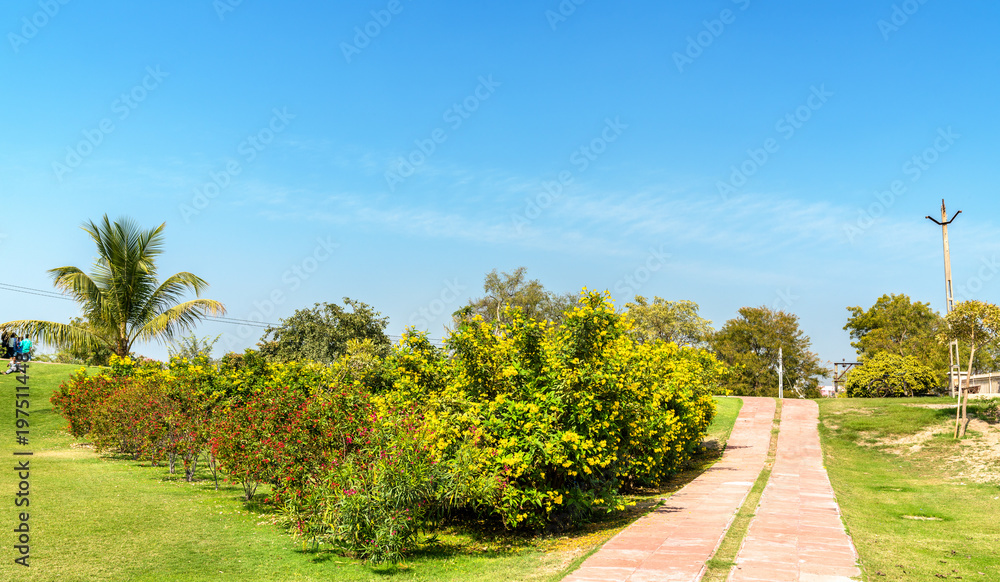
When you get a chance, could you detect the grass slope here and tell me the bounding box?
[0,364,741,582]
[705,396,742,449]
[818,397,1000,581]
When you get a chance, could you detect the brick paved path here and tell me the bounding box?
[563,396,775,582]
[728,399,861,582]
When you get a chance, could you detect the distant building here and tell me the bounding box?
[819,385,836,398]
[954,372,1000,398]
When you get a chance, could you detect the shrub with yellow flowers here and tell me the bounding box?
[393,290,726,530]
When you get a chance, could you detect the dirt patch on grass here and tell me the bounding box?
[856,416,1000,485]
[827,408,875,416]
[901,403,957,409]
[949,419,1000,485]
[701,438,722,452]
[872,423,949,453]
[528,547,589,580]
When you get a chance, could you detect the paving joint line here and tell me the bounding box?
[561,396,776,582]
[727,399,863,582]
[700,397,781,582]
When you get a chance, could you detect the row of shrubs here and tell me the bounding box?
[50,291,727,563]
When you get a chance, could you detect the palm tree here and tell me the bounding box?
[1,215,226,357]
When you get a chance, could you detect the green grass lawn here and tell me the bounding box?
[818,397,1000,581]
[704,396,742,449]
[0,364,742,582]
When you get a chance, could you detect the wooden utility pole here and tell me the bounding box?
[926,200,962,394]
[926,200,964,437]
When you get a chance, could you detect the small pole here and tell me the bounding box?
[778,346,783,399]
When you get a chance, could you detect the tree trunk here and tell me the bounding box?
[185,455,198,482]
[207,451,219,490]
[959,391,970,438]
[956,348,976,439]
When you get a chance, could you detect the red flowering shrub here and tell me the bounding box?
[87,377,160,457]
[208,378,452,564]
[313,409,441,563]
[51,369,118,438]
[52,357,214,480]
[209,383,370,502]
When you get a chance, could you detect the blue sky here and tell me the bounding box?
[2,0,999,368]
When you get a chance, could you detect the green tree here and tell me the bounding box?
[710,306,825,397]
[938,300,1000,438]
[455,267,574,327]
[257,298,390,364]
[844,294,948,381]
[1,216,225,357]
[624,296,713,347]
[844,352,939,397]
[168,333,222,363]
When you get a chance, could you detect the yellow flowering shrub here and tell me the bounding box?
[389,290,726,530]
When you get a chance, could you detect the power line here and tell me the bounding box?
[0,283,275,328]
[0,283,74,301]
[0,281,446,342]
[206,315,274,328]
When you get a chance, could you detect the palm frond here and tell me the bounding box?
[0,320,112,352]
[135,299,227,348]
[135,272,214,326]
[48,267,104,314]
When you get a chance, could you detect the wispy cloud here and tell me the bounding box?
[242,157,949,263]
[30,140,989,268]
